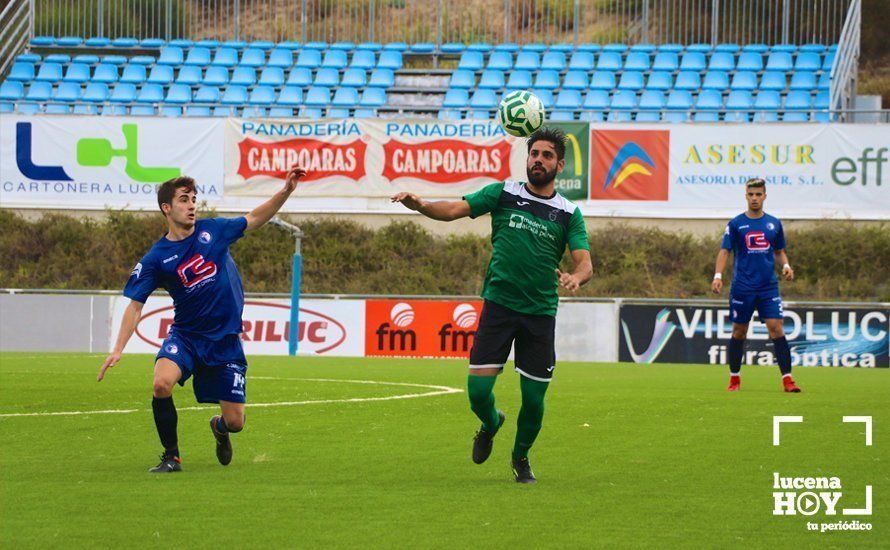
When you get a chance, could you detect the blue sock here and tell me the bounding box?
[728,337,745,375]
[772,336,792,376]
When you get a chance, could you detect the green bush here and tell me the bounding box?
[0,210,886,301]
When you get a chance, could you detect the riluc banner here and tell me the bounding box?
[619,304,889,367]
[0,115,224,208]
[223,118,590,198]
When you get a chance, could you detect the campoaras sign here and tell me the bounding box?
[113,297,365,356]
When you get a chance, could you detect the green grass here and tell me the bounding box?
[0,353,887,548]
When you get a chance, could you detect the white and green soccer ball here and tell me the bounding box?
[497,90,546,137]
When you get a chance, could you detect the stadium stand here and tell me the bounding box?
[0,37,838,122]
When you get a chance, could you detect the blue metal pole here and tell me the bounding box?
[289,252,302,356]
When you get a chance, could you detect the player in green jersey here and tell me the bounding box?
[391,127,593,483]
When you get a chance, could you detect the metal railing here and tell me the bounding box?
[26,0,852,45]
[830,0,860,122]
[0,0,32,79]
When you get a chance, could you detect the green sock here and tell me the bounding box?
[467,374,500,433]
[513,375,549,460]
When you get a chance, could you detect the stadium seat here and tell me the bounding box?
[0,82,24,101]
[521,43,547,53]
[340,68,367,88]
[729,71,757,91]
[383,42,408,52]
[639,90,665,112]
[458,52,484,71]
[147,65,174,85]
[211,48,238,68]
[794,52,821,71]
[35,63,63,83]
[766,52,793,71]
[378,51,403,70]
[679,52,706,71]
[221,85,250,105]
[80,82,108,103]
[194,86,221,104]
[74,104,100,115]
[26,81,53,101]
[630,44,656,53]
[354,107,377,118]
[16,102,41,115]
[603,43,628,53]
[304,86,332,106]
[609,91,637,121]
[268,106,294,117]
[695,89,723,112]
[702,70,729,91]
[555,89,582,111]
[185,47,212,66]
[165,84,192,104]
[203,66,230,86]
[449,70,474,89]
[250,40,275,51]
[296,50,322,69]
[583,90,609,110]
[580,110,604,122]
[158,47,184,66]
[753,91,781,121]
[674,71,701,91]
[533,70,560,90]
[176,66,203,86]
[708,52,735,71]
[714,43,740,54]
[530,89,554,109]
[276,86,303,106]
[332,87,359,107]
[686,43,712,53]
[817,72,830,90]
[92,64,120,84]
[541,52,566,71]
[725,90,753,113]
[624,52,650,71]
[196,39,221,49]
[506,70,533,90]
[30,36,55,46]
[325,107,350,118]
[45,54,71,64]
[103,55,128,66]
[8,62,35,82]
[822,52,836,70]
[63,63,91,84]
[736,52,763,71]
[17,53,41,64]
[331,41,356,52]
[597,52,622,71]
[257,67,284,87]
[140,38,166,48]
[469,89,497,109]
[617,71,644,91]
[286,67,312,87]
[45,103,70,114]
[742,43,769,53]
[782,111,810,122]
[442,89,469,108]
[490,51,516,71]
[183,105,212,116]
[658,43,684,53]
[231,67,257,87]
[635,111,661,122]
[321,49,348,69]
[590,71,616,90]
[73,54,100,65]
[440,42,465,54]
[789,72,816,91]
[813,91,831,122]
[549,110,574,121]
[666,89,694,111]
[478,70,505,90]
[314,68,340,87]
[359,88,387,107]
[576,43,601,53]
[240,48,267,68]
[568,52,595,71]
[131,105,157,116]
[266,48,294,69]
[759,71,786,91]
[169,39,194,48]
[351,50,376,70]
[652,52,678,71]
[562,71,589,90]
[771,44,798,53]
[109,84,137,104]
[136,84,165,104]
[368,68,394,88]
[249,86,277,106]
[799,43,827,53]
[693,110,720,122]
[240,105,266,117]
[646,71,673,91]
[304,41,328,50]
[57,36,83,47]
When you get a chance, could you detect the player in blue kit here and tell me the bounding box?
[711,178,801,393]
[98,166,306,472]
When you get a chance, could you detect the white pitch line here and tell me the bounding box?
[0,377,463,418]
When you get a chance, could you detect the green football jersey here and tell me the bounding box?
[463,180,590,316]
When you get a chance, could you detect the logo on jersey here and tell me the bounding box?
[165,343,179,354]
[745,231,771,251]
[131,262,143,279]
[198,231,212,244]
[177,253,218,288]
[590,130,670,201]
[768,222,776,231]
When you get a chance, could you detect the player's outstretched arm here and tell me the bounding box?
[556,249,593,292]
[712,248,730,294]
[98,299,144,381]
[245,166,306,231]
[774,249,794,281]
[390,192,471,222]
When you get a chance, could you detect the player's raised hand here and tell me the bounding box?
[97,352,121,381]
[556,268,581,292]
[391,192,424,211]
[284,166,306,193]
[782,264,794,281]
[711,277,723,294]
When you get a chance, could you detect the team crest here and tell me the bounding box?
[767,222,775,230]
[198,231,212,243]
[548,209,558,222]
[165,343,179,354]
[131,262,143,279]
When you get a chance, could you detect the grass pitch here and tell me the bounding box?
[1,353,887,548]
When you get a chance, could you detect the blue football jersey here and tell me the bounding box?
[721,212,786,293]
[124,217,248,340]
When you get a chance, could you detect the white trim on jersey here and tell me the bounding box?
[503,179,579,216]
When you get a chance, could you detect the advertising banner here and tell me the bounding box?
[618,303,889,367]
[364,299,483,358]
[112,296,365,357]
[0,115,224,208]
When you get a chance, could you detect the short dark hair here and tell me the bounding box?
[745,177,766,189]
[527,126,567,161]
[157,176,196,214]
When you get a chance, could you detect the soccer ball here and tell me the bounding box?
[498,91,546,137]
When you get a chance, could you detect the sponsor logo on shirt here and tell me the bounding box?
[177,253,218,289]
[745,231,771,252]
[162,254,179,264]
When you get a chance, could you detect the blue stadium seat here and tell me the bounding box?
[813,91,831,122]
[789,71,816,91]
[74,104,100,115]
[714,43,740,54]
[360,88,387,107]
[609,91,637,121]
[325,107,350,118]
[686,43,712,53]
[73,54,100,65]
[268,106,294,117]
[57,36,83,47]
[304,41,328,50]
[794,52,821,71]
[36,63,63,83]
[693,110,720,122]
[266,48,294,69]
[679,52,706,71]
[658,43,684,53]
[646,71,672,91]
[30,36,55,46]
[130,105,156,116]
[158,47,184,66]
[183,105,211,116]
[130,55,155,66]
[822,52,836,70]
[442,89,468,108]
[701,70,729,91]
[521,43,547,53]
[666,90,693,111]
[533,70,560,90]
[17,53,41,64]
[169,39,193,48]
[469,89,497,109]
[784,90,812,112]
[555,89,582,111]
[817,72,830,90]
[562,71,589,90]
[449,70,475,89]
[603,43,628,53]
[231,67,257,86]
[92,64,119,84]
[26,81,53,101]
[321,49,348,69]
[411,43,435,54]
[314,68,340,87]
[136,84,164,104]
[53,82,81,102]
[550,43,573,52]
[580,110,604,122]
[139,38,166,48]
[0,82,24,101]
[209,48,237,68]
[730,71,757,91]
[202,66,229,86]
[541,52,566,71]
[165,84,192,104]
[63,63,91,84]
[351,50,376,70]
[331,87,359,107]
[195,39,220,49]
[354,108,377,118]
[276,86,303,106]
[16,103,41,115]
[478,70,505,89]
[147,65,174,85]
[630,44,656,53]
[583,90,609,110]
[221,85,249,105]
[340,68,366,87]
[258,67,285,87]
[493,43,518,53]
[576,43,601,52]
[109,83,137,104]
[304,86,331,106]
[771,44,798,53]
[530,89,554,109]
[725,90,753,112]
[695,89,723,112]
[782,111,810,122]
[624,52,650,71]
[383,42,408,52]
[286,67,312,87]
[249,86,277,105]
[736,52,763,71]
[568,51,595,71]
[506,70,533,89]
[800,44,827,53]
[378,51,403,70]
[652,52,678,71]
[766,52,793,71]
[194,86,220,104]
[240,48,266,68]
[742,43,769,53]
[674,71,701,91]
[369,68,394,88]
[458,51,484,71]
[8,62,35,82]
[590,71,616,90]
[618,71,644,91]
[103,55,127,66]
[185,47,212,67]
[176,66,203,85]
[45,103,71,114]
[440,43,466,54]
[250,40,275,51]
[490,51,516,70]
[597,52,622,71]
[45,54,71,64]
[708,52,735,71]
[635,111,662,122]
[663,110,688,122]
[296,50,322,69]
[759,71,786,91]
[753,91,781,121]
[550,110,575,121]
[639,90,665,112]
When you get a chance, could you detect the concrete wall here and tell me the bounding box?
[0,294,111,352]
